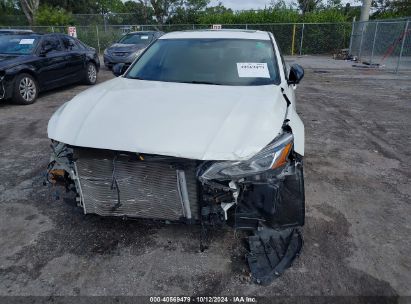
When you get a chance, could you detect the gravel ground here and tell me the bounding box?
[0,56,410,300]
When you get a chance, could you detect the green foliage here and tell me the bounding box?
[168,0,210,24]
[371,0,411,19]
[35,5,74,26]
[1,0,19,14]
[95,0,125,14]
[40,0,99,14]
[121,0,154,24]
[203,2,232,14]
[297,0,323,13]
[198,7,351,25]
[303,9,347,22]
[0,0,27,25]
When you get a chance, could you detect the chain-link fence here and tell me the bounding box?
[350,19,411,72]
[0,22,352,57]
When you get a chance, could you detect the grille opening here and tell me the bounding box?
[73,148,200,221]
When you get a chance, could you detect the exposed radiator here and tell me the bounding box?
[73,149,199,221]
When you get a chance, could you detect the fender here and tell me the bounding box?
[286,108,305,156]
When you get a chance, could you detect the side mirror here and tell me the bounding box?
[112,63,127,77]
[288,64,304,85]
[40,44,53,56]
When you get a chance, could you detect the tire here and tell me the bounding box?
[84,62,97,85]
[12,73,38,105]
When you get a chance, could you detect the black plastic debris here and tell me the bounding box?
[246,227,303,285]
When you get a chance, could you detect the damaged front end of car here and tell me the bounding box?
[197,128,304,284]
[47,124,304,285]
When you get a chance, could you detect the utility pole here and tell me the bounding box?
[359,0,372,22]
[351,0,372,60]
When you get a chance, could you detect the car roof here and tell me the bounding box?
[126,31,163,35]
[0,29,34,33]
[159,30,270,40]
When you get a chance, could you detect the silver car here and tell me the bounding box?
[103,31,164,69]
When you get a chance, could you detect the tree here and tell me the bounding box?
[20,0,39,25]
[0,0,24,26]
[270,0,288,9]
[119,1,154,24]
[35,5,74,25]
[297,0,323,13]
[135,0,148,24]
[185,0,209,11]
[170,0,210,23]
[95,0,124,15]
[148,0,209,24]
[148,0,175,24]
[39,0,100,14]
[203,2,233,14]
[1,0,18,13]
[371,0,411,18]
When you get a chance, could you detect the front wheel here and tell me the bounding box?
[84,62,97,85]
[12,73,38,105]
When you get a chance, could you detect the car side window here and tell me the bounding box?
[41,36,63,52]
[62,36,81,51]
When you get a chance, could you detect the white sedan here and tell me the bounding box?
[47,30,305,285]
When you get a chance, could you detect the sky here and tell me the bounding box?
[209,0,274,10]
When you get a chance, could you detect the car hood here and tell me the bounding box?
[107,43,146,53]
[0,54,31,70]
[48,77,287,161]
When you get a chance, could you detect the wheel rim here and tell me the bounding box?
[88,64,97,83]
[19,77,36,102]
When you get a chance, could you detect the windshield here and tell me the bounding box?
[118,33,154,45]
[0,35,40,55]
[126,39,280,86]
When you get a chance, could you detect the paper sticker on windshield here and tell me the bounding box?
[237,63,270,78]
[19,39,35,45]
[141,36,149,40]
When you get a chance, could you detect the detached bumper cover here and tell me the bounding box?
[247,228,303,285]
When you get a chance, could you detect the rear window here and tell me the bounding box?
[126,38,280,86]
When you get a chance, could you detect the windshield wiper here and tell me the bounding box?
[128,76,146,80]
[183,81,222,85]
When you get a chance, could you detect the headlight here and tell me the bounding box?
[103,49,109,55]
[201,133,293,180]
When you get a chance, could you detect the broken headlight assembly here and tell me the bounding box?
[201,132,293,181]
